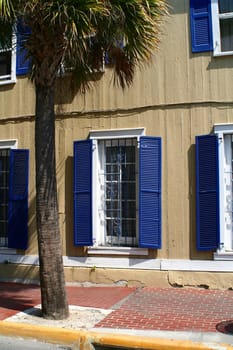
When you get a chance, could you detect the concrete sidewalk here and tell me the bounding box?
[0,282,233,349]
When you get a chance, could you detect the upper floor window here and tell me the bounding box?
[0,31,16,85]
[212,0,233,55]
[0,22,31,86]
[190,0,233,56]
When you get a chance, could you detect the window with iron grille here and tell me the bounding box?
[100,138,137,247]
[196,126,233,253]
[73,130,162,249]
[0,142,29,251]
[0,149,10,247]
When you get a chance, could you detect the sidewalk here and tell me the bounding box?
[1,282,233,348]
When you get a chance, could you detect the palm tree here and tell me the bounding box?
[0,0,168,320]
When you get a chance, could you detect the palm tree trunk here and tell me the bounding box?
[35,82,69,320]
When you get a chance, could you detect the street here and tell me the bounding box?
[0,335,72,350]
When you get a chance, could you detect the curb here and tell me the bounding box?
[0,321,233,350]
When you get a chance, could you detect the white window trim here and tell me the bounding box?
[88,128,148,256]
[211,0,233,56]
[0,139,17,149]
[214,124,233,260]
[89,128,145,141]
[0,33,16,86]
[88,247,149,256]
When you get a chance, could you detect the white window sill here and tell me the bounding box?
[214,251,233,261]
[0,248,16,255]
[88,247,148,256]
[213,51,233,57]
[0,79,16,86]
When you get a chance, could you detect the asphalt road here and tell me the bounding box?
[0,335,72,350]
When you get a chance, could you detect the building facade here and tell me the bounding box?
[1,0,233,289]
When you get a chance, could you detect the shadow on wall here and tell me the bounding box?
[65,156,84,257]
[188,144,212,260]
[0,263,39,285]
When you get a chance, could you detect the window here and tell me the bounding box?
[0,141,29,250]
[0,22,30,85]
[73,129,162,249]
[98,138,137,247]
[190,0,233,56]
[196,125,233,255]
[214,125,233,253]
[212,0,233,55]
[0,148,11,247]
[0,31,16,85]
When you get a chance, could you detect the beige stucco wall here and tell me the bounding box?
[2,0,233,119]
[58,106,233,261]
[2,263,233,290]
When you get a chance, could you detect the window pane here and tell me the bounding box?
[0,51,11,76]
[219,0,233,13]
[122,201,136,218]
[106,164,118,181]
[122,164,135,181]
[0,26,12,80]
[0,149,10,247]
[103,138,137,247]
[106,183,119,200]
[220,18,233,51]
[122,220,136,237]
[122,183,135,200]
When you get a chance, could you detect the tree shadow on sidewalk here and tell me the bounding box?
[0,282,40,315]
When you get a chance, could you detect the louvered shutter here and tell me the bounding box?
[73,140,93,246]
[8,149,29,250]
[190,0,213,52]
[139,136,162,248]
[196,135,220,250]
[16,21,31,75]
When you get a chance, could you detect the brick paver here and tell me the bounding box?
[0,283,41,319]
[1,283,233,333]
[96,287,233,332]
[0,283,135,319]
[67,285,135,309]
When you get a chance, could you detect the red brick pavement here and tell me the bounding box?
[67,285,136,309]
[1,283,233,333]
[0,282,135,319]
[96,287,233,332]
[0,282,41,319]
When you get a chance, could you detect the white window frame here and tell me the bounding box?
[214,124,233,259]
[0,139,17,254]
[212,0,233,56]
[0,33,16,86]
[88,128,149,255]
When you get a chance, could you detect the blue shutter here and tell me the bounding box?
[16,21,31,75]
[196,135,220,250]
[139,136,162,248]
[105,39,124,64]
[190,0,213,52]
[8,149,29,250]
[73,140,93,246]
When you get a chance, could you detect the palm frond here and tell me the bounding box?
[0,0,168,89]
[91,0,168,88]
[0,0,14,18]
